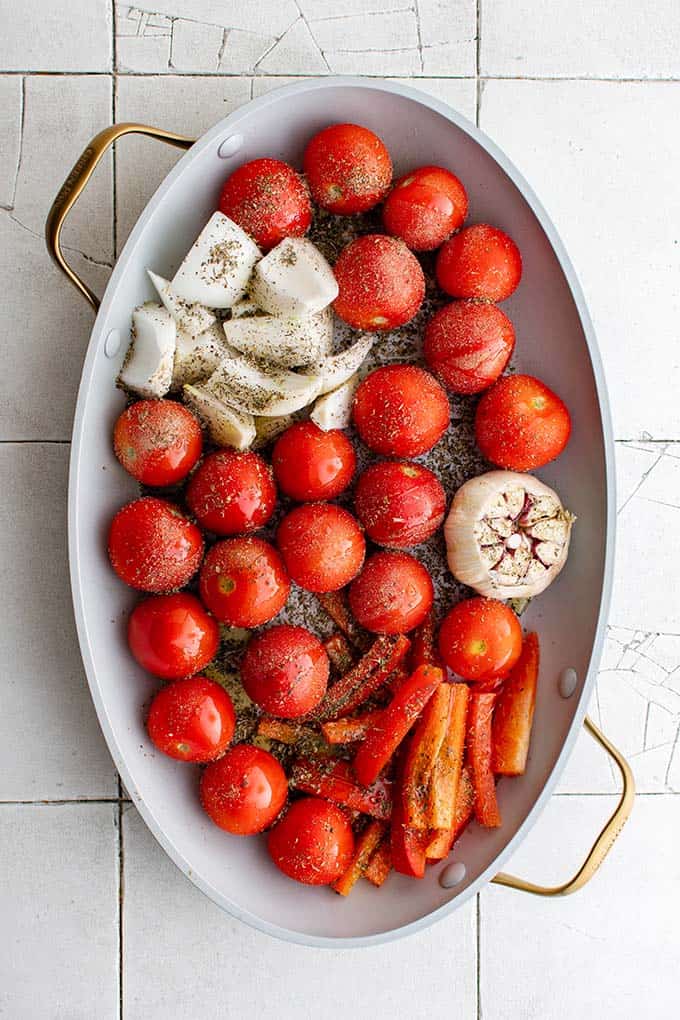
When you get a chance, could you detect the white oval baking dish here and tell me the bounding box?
[47,78,633,948]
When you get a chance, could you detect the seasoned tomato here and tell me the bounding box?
[240,624,329,718]
[276,503,365,593]
[201,745,288,835]
[333,234,425,331]
[352,364,450,457]
[147,676,235,763]
[186,449,276,536]
[438,597,522,682]
[424,300,515,394]
[127,592,219,679]
[436,224,522,302]
[267,797,355,885]
[113,399,203,487]
[354,461,446,548]
[199,536,290,627]
[303,123,392,214]
[272,421,356,502]
[108,497,204,593]
[475,374,572,471]
[382,165,468,251]
[348,551,434,635]
[219,157,312,250]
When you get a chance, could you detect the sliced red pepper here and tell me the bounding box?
[318,634,411,720]
[321,710,382,745]
[353,664,444,787]
[427,682,469,830]
[323,631,355,674]
[332,820,386,896]
[467,691,502,828]
[409,609,442,669]
[426,764,475,860]
[317,591,370,650]
[401,683,452,828]
[492,632,539,776]
[290,756,393,820]
[256,718,302,745]
[364,838,392,887]
[390,778,429,878]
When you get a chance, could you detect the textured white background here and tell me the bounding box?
[1,2,679,1017]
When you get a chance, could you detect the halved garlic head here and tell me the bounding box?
[444,470,575,600]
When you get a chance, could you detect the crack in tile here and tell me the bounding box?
[292,2,332,73]
[2,209,113,267]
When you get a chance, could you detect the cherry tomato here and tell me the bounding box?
[348,551,434,635]
[475,374,572,471]
[240,624,329,718]
[352,365,450,458]
[438,597,522,682]
[424,300,515,394]
[199,536,290,627]
[333,234,425,331]
[108,497,204,593]
[276,503,365,593]
[267,797,354,885]
[218,157,312,251]
[272,421,356,502]
[147,676,235,763]
[127,592,219,679]
[113,399,202,487]
[436,224,522,302]
[201,745,288,835]
[303,123,392,214]
[382,165,468,251]
[186,450,276,536]
[354,461,446,548]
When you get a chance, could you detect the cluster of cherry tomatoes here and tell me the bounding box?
[108,121,573,887]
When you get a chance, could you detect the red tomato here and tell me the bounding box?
[348,551,434,635]
[199,536,290,627]
[127,592,219,679]
[352,365,450,457]
[108,497,204,593]
[201,744,288,835]
[186,450,276,536]
[218,157,312,251]
[436,224,522,301]
[303,123,392,214]
[475,374,572,471]
[424,301,515,394]
[267,797,354,885]
[147,676,235,763]
[333,234,425,331]
[272,421,356,502]
[382,165,468,251]
[438,597,522,682]
[276,503,365,593]
[240,624,329,718]
[354,461,446,548]
[113,399,202,487]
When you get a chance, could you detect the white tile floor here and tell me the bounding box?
[1,1,679,1016]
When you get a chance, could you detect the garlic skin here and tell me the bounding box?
[444,470,575,600]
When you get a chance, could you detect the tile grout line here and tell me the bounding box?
[2,70,680,82]
[475,0,482,127]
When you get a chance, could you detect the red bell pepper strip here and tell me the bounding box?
[332,820,386,896]
[321,710,383,744]
[318,634,411,720]
[492,632,540,776]
[467,691,502,827]
[256,718,302,745]
[353,664,445,787]
[323,631,355,675]
[401,684,452,828]
[426,764,475,860]
[317,591,370,650]
[409,609,442,669]
[290,756,393,821]
[364,838,392,887]
[427,682,469,829]
[390,776,429,878]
